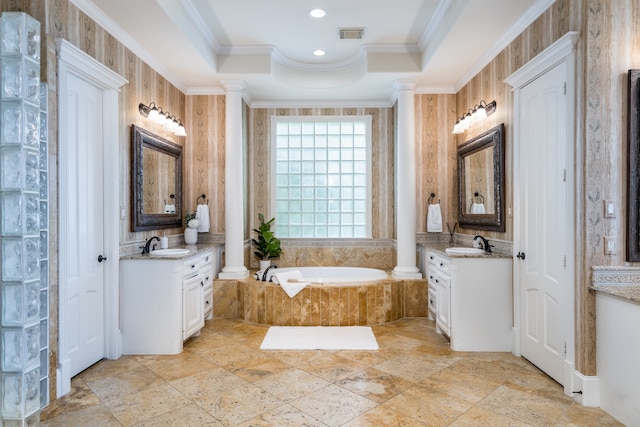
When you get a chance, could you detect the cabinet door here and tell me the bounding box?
[435,274,451,336]
[183,275,205,340]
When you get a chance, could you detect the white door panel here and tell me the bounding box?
[518,61,567,384]
[63,74,105,377]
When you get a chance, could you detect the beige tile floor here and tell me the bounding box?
[41,318,622,426]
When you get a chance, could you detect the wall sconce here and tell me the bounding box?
[138,102,187,136]
[452,100,496,134]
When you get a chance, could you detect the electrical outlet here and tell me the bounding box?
[604,200,615,218]
[604,236,616,255]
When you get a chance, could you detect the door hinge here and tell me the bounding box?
[563,255,566,268]
[564,342,567,356]
[563,82,567,95]
[563,169,566,182]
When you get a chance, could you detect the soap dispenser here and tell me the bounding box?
[160,233,168,249]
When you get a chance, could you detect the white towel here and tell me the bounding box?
[427,203,443,232]
[196,204,210,232]
[273,270,309,298]
[471,203,486,214]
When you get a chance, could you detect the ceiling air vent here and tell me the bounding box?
[339,28,365,40]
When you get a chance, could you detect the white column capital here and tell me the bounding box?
[221,80,246,93]
[393,80,417,93]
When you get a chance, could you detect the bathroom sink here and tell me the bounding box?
[150,248,191,257]
[445,247,486,256]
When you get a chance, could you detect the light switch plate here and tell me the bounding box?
[604,236,616,255]
[604,200,615,218]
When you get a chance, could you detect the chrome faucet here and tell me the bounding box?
[142,236,160,255]
[262,264,278,281]
[474,235,492,254]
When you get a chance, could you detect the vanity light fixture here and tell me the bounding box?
[452,100,496,134]
[138,102,187,136]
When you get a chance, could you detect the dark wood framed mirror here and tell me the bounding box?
[627,70,640,261]
[131,125,183,231]
[457,123,505,232]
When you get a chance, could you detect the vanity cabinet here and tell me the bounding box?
[120,249,213,354]
[427,253,451,335]
[427,250,512,351]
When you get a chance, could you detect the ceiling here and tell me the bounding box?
[72,0,553,107]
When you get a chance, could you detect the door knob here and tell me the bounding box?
[97,255,107,262]
[516,252,526,260]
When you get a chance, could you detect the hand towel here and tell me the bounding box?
[196,204,210,232]
[427,203,443,232]
[273,270,309,298]
[471,203,486,214]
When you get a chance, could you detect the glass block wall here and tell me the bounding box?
[0,11,47,425]
[273,117,372,238]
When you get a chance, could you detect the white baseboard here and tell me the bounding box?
[571,370,600,407]
[56,359,71,398]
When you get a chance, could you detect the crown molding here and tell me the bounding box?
[179,0,221,52]
[453,0,556,91]
[248,99,394,109]
[415,84,456,94]
[418,0,455,52]
[184,86,225,96]
[70,0,188,92]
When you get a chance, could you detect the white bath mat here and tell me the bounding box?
[260,326,379,350]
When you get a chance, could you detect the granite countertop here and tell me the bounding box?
[120,243,219,260]
[420,242,512,259]
[592,285,640,303]
[590,266,640,304]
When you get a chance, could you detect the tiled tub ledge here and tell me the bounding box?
[591,266,640,303]
[213,274,428,326]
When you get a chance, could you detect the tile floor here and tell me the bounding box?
[41,318,622,426]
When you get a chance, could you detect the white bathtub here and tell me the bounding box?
[267,266,388,283]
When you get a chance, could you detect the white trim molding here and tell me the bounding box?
[56,38,128,396]
[506,30,579,396]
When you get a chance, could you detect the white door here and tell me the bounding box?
[517,61,568,384]
[62,73,105,377]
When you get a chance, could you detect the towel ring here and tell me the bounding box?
[197,194,208,205]
[427,193,440,205]
[473,192,485,203]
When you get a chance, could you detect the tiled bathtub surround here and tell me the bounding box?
[215,277,428,326]
[272,238,396,271]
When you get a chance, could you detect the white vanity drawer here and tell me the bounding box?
[184,250,213,278]
[428,251,450,277]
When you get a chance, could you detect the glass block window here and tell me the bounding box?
[272,116,372,238]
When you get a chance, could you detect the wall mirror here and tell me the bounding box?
[457,123,505,231]
[627,70,640,261]
[131,125,183,231]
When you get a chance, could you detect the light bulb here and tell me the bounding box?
[175,123,187,136]
[147,105,159,121]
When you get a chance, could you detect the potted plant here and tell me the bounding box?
[251,213,283,270]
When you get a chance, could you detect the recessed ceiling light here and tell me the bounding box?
[312,49,326,56]
[309,8,327,18]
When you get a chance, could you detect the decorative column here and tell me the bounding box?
[0,12,49,424]
[219,81,249,279]
[393,81,422,279]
